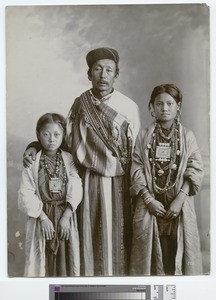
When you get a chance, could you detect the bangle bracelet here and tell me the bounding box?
[143,196,153,206]
[139,189,153,206]
[140,190,149,198]
[145,197,153,205]
[180,189,189,196]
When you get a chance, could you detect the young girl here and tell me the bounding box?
[18,113,83,277]
[129,84,204,275]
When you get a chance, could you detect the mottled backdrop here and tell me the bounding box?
[6,4,210,276]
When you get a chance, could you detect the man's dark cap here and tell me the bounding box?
[86,47,119,68]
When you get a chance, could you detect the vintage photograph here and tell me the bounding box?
[6,4,210,277]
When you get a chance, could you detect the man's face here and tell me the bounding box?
[88,59,117,97]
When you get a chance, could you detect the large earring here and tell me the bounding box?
[151,111,156,118]
[176,108,181,123]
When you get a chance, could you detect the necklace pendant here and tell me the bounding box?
[49,178,62,193]
[156,144,171,160]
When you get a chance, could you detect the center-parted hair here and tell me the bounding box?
[148,84,183,110]
[36,113,66,142]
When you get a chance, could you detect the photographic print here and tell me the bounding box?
[6,4,210,277]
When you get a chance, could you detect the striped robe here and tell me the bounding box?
[66,89,140,276]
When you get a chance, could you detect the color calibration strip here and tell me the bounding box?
[50,285,176,300]
[55,292,146,299]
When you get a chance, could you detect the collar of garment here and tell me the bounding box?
[90,88,115,105]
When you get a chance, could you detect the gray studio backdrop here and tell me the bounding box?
[6,4,210,276]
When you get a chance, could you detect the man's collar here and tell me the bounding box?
[90,88,115,104]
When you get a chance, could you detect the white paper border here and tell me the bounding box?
[1,0,215,299]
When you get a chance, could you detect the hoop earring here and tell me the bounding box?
[151,111,156,118]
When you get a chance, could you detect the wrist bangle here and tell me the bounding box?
[140,190,154,206]
[140,190,149,198]
[144,197,153,205]
[142,195,153,205]
[180,189,189,196]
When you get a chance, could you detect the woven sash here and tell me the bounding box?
[80,91,130,169]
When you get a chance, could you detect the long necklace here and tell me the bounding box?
[149,120,180,194]
[41,150,67,193]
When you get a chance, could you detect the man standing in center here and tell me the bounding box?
[66,47,140,276]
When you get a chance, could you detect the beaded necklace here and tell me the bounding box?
[41,150,67,193]
[148,120,180,194]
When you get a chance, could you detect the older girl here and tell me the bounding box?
[130,84,203,275]
[18,113,82,277]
